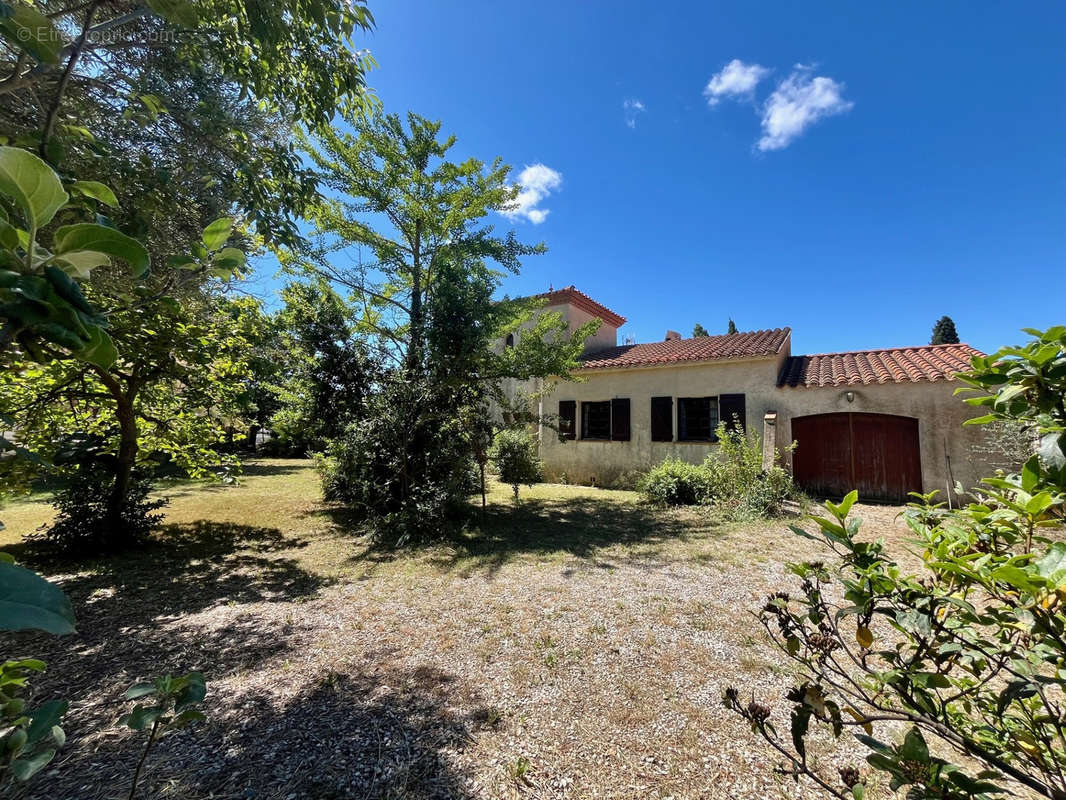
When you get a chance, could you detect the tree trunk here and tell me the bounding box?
[406,219,423,376]
[92,366,139,540]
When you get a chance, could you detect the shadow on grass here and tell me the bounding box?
[327,493,722,579]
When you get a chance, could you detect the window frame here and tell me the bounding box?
[677,396,720,442]
[577,398,631,442]
[580,400,612,440]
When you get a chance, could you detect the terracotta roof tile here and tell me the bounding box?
[535,285,627,328]
[578,328,791,370]
[777,343,982,388]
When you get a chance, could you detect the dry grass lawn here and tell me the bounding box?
[2,459,916,800]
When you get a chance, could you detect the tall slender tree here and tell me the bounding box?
[285,112,594,542]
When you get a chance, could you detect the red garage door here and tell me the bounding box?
[791,413,922,504]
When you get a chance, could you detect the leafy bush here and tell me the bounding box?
[638,458,715,506]
[33,466,168,553]
[489,428,542,500]
[639,425,795,517]
[726,327,1066,800]
[317,377,478,546]
[704,424,795,519]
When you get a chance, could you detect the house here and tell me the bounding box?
[501,286,1010,504]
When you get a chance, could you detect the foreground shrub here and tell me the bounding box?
[726,327,1066,800]
[317,378,478,546]
[638,458,715,506]
[33,466,167,553]
[489,428,542,500]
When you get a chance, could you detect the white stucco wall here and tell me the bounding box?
[537,362,1014,499]
[538,356,785,486]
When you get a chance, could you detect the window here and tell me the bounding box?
[651,396,673,441]
[578,399,630,441]
[678,396,719,441]
[719,393,746,432]
[504,333,515,348]
[558,400,576,440]
[581,401,611,440]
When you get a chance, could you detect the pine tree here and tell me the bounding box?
[727,318,738,335]
[931,316,960,345]
[692,323,709,337]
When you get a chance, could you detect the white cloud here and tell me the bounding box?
[623,98,646,128]
[501,163,562,225]
[757,65,853,151]
[704,59,771,106]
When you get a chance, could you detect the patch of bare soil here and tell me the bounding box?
[10,501,915,800]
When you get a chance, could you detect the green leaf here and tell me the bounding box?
[836,490,859,518]
[124,682,157,700]
[143,0,199,27]
[0,561,75,634]
[0,147,68,228]
[899,727,929,763]
[52,249,111,280]
[1020,455,1041,493]
[53,223,149,277]
[0,3,63,65]
[1035,542,1066,584]
[74,325,117,369]
[202,218,233,251]
[174,671,206,711]
[119,704,165,731]
[25,700,67,746]
[68,181,119,208]
[10,748,56,781]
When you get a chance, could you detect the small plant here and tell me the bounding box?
[34,465,168,553]
[0,659,68,787]
[507,756,532,784]
[489,428,542,501]
[118,672,208,800]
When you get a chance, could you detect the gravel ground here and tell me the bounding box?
[7,477,914,800]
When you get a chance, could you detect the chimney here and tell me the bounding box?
[665,330,681,341]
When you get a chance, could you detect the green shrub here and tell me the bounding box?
[639,425,795,516]
[704,424,795,519]
[32,465,168,553]
[638,458,715,506]
[316,377,478,546]
[488,428,542,500]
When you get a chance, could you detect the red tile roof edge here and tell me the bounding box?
[534,285,626,328]
[577,327,792,370]
[778,343,984,388]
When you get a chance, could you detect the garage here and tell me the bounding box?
[790,412,922,503]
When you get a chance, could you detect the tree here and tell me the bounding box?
[1,277,257,546]
[289,111,594,543]
[931,315,960,344]
[727,317,738,335]
[692,323,709,337]
[726,326,1066,800]
[270,280,377,453]
[489,428,542,501]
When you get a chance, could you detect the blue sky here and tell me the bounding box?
[251,0,1064,356]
